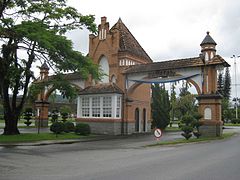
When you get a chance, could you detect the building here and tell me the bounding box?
[76,17,152,135]
[36,17,229,136]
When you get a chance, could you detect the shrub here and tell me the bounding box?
[50,122,64,134]
[61,112,68,123]
[64,121,75,133]
[23,108,33,126]
[231,118,240,124]
[75,123,91,135]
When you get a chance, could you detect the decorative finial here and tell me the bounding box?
[207,31,210,35]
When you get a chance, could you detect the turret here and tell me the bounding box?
[40,62,49,80]
[200,32,217,63]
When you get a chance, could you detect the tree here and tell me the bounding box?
[175,94,197,121]
[170,83,177,125]
[223,67,231,100]
[0,0,100,135]
[217,71,224,95]
[151,84,170,129]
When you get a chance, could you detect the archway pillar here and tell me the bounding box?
[196,94,223,137]
[35,100,50,127]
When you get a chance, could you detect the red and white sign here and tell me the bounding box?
[154,128,162,139]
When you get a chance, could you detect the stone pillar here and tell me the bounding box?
[35,100,50,127]
[196,94,223,137]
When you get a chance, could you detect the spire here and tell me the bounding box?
[200,31,217,46]
[200,31,217,63]
[40,62,49,70]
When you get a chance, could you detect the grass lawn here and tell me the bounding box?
[147,132,236,147]
[224,123,240,126]
[164,126,181,132]
[0,132,91,143]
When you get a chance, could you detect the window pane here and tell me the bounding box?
[81,97,90,117]
[103,96,112,117]
[116,96,121,118]
[92,97,100,117]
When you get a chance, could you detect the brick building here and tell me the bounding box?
[76,17,152,135]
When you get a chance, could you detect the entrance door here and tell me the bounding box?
[135,108,140,132]
[143,108,146,132]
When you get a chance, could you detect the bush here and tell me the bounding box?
[231,118,240,124]
[64,121,75,133]
[50,122,64,134]
[75,123,91,135]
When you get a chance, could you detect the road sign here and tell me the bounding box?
[154,128,162,139]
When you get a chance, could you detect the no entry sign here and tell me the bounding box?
[154,128,162,139]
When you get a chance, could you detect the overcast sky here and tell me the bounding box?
[66,0,240,98]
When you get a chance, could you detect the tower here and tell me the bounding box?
[197,32,223,136]
[35,62,50,127]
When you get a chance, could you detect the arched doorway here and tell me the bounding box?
[143,108,146,132]
[135,108,140,132]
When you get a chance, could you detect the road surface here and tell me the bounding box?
[0,130,240,180]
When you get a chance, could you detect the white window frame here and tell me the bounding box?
[78,94,122,119]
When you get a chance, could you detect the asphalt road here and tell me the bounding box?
[0,131,240,180]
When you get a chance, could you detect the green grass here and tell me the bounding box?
[147,132,236,147]
[0,132,91,143]
[164,126,181,132]
[224,123,240,126]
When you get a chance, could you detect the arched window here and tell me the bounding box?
[99,56,109,83]
[204,107,212,120]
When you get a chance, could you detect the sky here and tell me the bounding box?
[65,0,240,98]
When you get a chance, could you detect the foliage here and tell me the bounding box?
[51,110,59,123]
[223,67,231,100]
[64,121,75,133]
[231,118,240,124]
[175,94,197,120]
[180,113,202,140]
[180,115,194,140]
[50,122,64,135]
[75,123,91,135]
[23,108,33,126]
[151,84,171,129]
[0,0,100,135]
[61,112,68,122]
[217,71,224,95]
[170,83,177,126]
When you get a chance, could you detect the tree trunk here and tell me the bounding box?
[3,113,20,135]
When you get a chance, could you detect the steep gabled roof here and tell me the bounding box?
[110,18,152,62]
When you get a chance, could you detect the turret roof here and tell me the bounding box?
[200,31,217,46]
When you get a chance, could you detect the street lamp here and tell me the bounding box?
[231,55,240,119]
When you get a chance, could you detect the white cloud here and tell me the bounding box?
[66,0,240,98]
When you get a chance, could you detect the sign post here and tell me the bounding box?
[154,128,162,140]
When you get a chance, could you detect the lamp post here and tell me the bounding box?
[231,55,240,119]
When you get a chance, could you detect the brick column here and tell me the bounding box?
[35,100,50,127]
[196,94,223,137]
